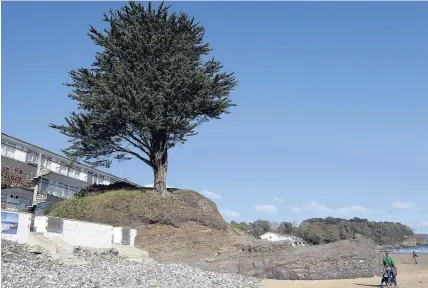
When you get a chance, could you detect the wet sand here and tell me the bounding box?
[262,253,428,288]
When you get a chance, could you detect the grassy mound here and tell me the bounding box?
[48,189,227,230]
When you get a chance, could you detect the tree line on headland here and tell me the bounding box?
[232,217,418,246]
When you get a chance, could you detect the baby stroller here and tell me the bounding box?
[380,269,398,288]
[380,270,390,287]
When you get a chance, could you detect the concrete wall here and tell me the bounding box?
[1,212,32,244]
[62,219,113,249]
[130,229,137,246]
[112,227,122,244]
[33,215,48,233]
[38,216,113,248]
[24,215,137,248]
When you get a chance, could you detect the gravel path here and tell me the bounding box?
[1,240,261,288]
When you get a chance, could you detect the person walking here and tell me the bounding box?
[383,251,398,288]
[412,251,419,264]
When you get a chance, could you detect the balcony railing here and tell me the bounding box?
[39,184,77,199]
[2,141,115,186]
[1,143,27,163]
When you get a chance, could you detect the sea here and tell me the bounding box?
[393,246,428,254]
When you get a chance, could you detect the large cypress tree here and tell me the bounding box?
[51,2,237,196]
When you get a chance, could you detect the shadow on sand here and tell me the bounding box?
[354,284,380,287]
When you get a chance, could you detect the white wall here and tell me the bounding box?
[78,172,88,182]
[1,212,32,244]
[260,232,292,242]
[260,232,307,246]
[130,229,137,247]
[42,218,113,249]
[48,162,61,174]
[34,216,48,233]
[112,227,122,244]
[14,149,27,162]
[63,220,113,248]
[17,215,136,248]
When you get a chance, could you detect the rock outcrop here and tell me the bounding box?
[198,234,383,280]
[136,224,384,280]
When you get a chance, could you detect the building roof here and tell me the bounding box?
[260,232,280,237]
[260,232,293,238]
[1,132,141,187]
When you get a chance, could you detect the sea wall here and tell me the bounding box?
[31,216,137,248]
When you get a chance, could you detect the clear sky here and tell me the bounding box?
[2,2,427,232]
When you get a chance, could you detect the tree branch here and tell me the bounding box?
[111,142,153,167]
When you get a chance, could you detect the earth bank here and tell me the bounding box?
[48,189,384,280]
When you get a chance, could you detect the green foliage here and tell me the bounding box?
[75,181,140,197]
[42,203,56,215]
[298,222,325,244]
[247,219,272,237]
[231,221,248,232]
[276,222,295,235]
[297,217,414,245]
[240,217,414,245]
[50,1,237,194]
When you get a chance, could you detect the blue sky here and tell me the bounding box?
[2,2,427,232]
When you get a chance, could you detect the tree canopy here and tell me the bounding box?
[51,1,237,195]
[240,217,414,245]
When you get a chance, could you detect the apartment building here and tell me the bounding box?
[1,133,140,210]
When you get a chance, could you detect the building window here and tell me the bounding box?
[40,178,49,194]
[59,182,68,189]
[26,150,39,163]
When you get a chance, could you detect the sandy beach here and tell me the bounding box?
[262,253,428,288]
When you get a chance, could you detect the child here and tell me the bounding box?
[412,251,419,264]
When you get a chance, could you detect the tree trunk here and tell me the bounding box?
[153,163,167,197]
[152,133,168,197]
[153,148,168,197]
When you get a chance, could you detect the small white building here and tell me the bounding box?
[259,232,306,246]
